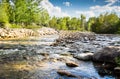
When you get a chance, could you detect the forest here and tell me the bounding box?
[0,0,120,34]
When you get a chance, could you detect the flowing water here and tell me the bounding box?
[0,34,120,79]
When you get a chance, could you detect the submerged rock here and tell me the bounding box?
[66,62,79,67]
[57,70,77,77]
[93,46,120,63]
[74,53,94,61]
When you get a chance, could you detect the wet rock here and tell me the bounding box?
[74,53,93,61]
[57,58,66,62]
[39,52,49,56]
[114,67,120,71]
[114,67,120,75]
[68,50,76,53]
[93,46,120,63]
[83,50,91,53]
[60,52,71,56]
[94,62,116,76]
[101,63,116,70]
[97,68,112,76]
[50,43,59,46]
[23,56,30,60]
[65,40,75,43]
[49,54,60,58]
[66,62,79,67]
[57,70,77,77]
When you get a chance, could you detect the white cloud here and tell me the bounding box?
[63,2,72,7]
[90,0,120,13]
[90,5,120,12]
[40,0,120,18]
[89,0,120,17]
[105,0,117,3]
[40,0,70,17]
[105,0,118,6]
[75,0,120,19]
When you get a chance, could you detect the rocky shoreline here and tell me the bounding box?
[0,27,58,39]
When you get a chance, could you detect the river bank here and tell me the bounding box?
[0,27,58,39]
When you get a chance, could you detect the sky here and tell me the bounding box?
[40,0,120,19]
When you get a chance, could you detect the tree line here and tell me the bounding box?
[0,0,120,34]
[48,13,120,34]
[48,14,86,31]
[0,0,49,28]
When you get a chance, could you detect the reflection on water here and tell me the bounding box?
[0,35,59,45]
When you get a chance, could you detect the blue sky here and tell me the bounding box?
[49,0,106,10]
[40,0,120,19]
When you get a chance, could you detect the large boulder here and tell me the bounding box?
[93,46,120,63]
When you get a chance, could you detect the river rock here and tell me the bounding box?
[66,62,79,67]
[0,27,58,39]
[74,53,94,61]
[60,52,71,56]
[93,46,120,63]
[39,52,49,56]
[114,67,120,75]
[57,70,76,77]
[56,31,96,44]
[114,67,120,71]
[23,56,30,60]
[37,27,58,36]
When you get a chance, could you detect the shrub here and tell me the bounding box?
[10,24,22,28]
[115,57,120,66]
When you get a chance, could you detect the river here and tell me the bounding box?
[0,34,120,79]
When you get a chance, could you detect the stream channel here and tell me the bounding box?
[0,34,120,79]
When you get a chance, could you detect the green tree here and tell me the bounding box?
[49,16,57,28]
[116,19,120,33]
[91,13,119,33]
[87,17,95,31]
[39,10,50,26]
[80,14,86,31]
[69,17,80,30]
[0,0,50,28]
[0,0,10,27]
[60,17,67,30]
